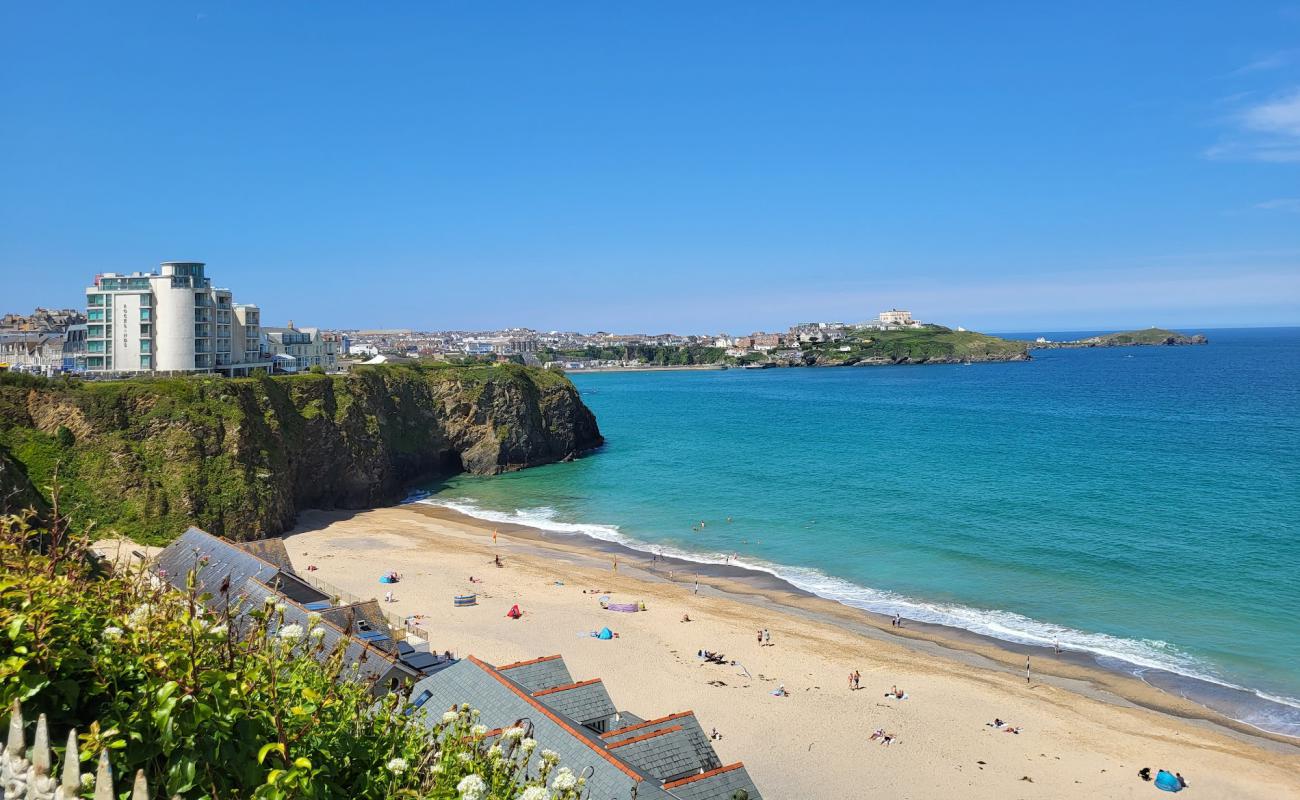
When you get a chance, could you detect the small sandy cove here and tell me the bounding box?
[284,506,1300,800]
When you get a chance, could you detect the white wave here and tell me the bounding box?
[410,496,1300,732]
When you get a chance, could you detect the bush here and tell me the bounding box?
[0,510,587,799]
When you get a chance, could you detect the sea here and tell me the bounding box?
[413,327,1300,737]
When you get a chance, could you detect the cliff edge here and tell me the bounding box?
[0,363,602,543]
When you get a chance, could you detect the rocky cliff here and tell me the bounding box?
[0,364,601,543]
[1030,328,1208,349]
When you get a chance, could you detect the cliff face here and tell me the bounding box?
[1030,328,1208,349]
[0,364,601,543]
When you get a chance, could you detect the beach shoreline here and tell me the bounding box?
[284,503,1300,799]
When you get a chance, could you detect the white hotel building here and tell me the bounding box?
[85,262,263,374]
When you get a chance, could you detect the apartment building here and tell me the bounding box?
[261,322,338,372]
[84,262,266,374]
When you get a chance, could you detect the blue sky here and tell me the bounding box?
[2,2,1298,332]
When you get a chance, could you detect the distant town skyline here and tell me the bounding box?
[3,3,1299,332]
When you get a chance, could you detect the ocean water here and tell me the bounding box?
[416,328,1300,736]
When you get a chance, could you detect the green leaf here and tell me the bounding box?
[6,614,25,639]
[258,742,285,764]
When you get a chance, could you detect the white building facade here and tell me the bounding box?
[85,262,260,374]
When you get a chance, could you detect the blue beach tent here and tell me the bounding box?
[1154,770,1182,792]
[596,627,613,640]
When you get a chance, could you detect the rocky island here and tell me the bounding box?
[0,362,601,543]
[787,325,1029,366]
[1030,327,1208,349]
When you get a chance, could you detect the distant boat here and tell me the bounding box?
[962,359,972,366]
[743,363,774,370]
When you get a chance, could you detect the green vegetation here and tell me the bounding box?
[804,325,1028,363]
[0,510,589,799]
[1081,327,1203,345]
[0,363,599,546]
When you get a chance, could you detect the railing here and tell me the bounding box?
[1,699,167,800]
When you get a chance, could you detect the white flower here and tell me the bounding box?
[457,774,486,800]
[386,757,408,774]
[126,605,150,628]
[431,764,444,774]
[208,624,227,637]
[501,726,525,741]
[278,623,305,641]
[521,738,538,754]
[275,602,287,614]
[441,711,459,724]
[471,708,481,718]
[309,626,326,639]
[264,595,276,606]
[540,749,559,763]
[519,788,551,800]
[307,611,322,624]
[457,752,473,764]
[551,767,577,791]
[488,744,503,760]
[470,723,487,737]
[102,626,123,640]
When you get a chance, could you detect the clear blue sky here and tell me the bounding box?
[2,2,1299,332]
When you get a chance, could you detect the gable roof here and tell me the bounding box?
[408,658,669,798]
[154,527,329,609]
[231,576,416,688]
[663,763,763,800]
[321,600,395,650]
[497,654,573,692]
[603,711,722,771]
[236,538,295,572]
[605,725,702,782]
[531,679,617,725]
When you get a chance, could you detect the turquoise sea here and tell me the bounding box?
[417,328,1300,736]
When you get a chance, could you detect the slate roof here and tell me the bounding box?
[322,600,395,650]
[531,679,617,726]
[154,527,328,609]
[236,538,294,572]
[408,658,670,799]
[497,654,573,692]
[602,711,722,771]
[664,763,763,800]
[605,725,702,782]
[232,576,416,690]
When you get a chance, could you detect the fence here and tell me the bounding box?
[2,699,165,800]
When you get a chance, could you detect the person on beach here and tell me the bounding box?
[854,670,861,690]
[1026,655,1031,685]
[763,628,771,645]
[681,613,692,623]
[612,557,618,574]
[494,555,503,568]
[756,629,763,645]
[1054,639,1062,655]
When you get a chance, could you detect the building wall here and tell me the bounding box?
[152,278,196,372]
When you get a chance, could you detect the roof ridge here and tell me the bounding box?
[185,526,291,575]
[464,656,642,782]
[600,711,695,739]
[498,654,564,670]
[662,762,746,790]
[604,725,683,749]
[531,678,602,697]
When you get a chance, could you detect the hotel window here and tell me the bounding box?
[140,340,152,353]
[140,308,151,321]
[87,309,104,321]
[140,355,152,369]
[140,324,151,336]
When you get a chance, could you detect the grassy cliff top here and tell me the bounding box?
[805,325,1028,362]
[1078,327,1203,345]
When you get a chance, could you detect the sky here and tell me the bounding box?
[2,2,1299,333]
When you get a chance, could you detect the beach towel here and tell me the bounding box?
[597,627,614,639]
[506,604,522,619]
[1154,771,1182,793]
[379,575,395,584]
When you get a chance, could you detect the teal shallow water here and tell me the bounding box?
[418,328,1300,735]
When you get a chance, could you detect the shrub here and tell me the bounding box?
[0,509,587,799]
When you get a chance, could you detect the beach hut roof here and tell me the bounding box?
[603,711,722,771]
[498,654,574,692]
[531,679,617,725]
[408,657,672,799]
[605,725,702,782]
[153,527,329,608]
[663,763,763,800]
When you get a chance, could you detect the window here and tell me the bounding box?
[140,308,151,321]
[140,355,152,369]
[87,325,104,338]
[140,324,151,336]
[87,309,105,322]
[87,341,105,353]
[140,340,151,353]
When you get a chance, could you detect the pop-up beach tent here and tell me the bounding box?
[596,627,613,639]
[1155,770,1182,792]
[506,604,522,619]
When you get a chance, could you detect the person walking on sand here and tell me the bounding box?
[612,556,618,574]
[763,628,771,646]
[1054,639,1062,655]
[756,629,763,645]
[854,670,861,690]
[1026,655,1031,685]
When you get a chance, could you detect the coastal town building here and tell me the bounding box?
[84,261,265,375]
[409,655,762,799]
[262,322,339,373]
[0,307,86,333]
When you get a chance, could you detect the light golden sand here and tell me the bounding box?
[284,506,1300,800]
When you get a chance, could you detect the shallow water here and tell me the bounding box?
[417,327,1300,736]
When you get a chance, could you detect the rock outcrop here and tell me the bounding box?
[0,363,601,542]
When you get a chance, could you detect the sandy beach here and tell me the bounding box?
[284,505,1300,800]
